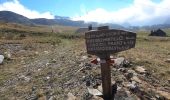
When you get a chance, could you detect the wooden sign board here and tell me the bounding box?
[85,29,136,55]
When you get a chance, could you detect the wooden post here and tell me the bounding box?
[99,54,112,100]
[85,26,136,100]
[97,26,112,100]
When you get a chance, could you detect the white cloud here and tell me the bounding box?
[0,0,54,19]
[72,0,170,26]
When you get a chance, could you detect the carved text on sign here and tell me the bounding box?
[85,29,136,55]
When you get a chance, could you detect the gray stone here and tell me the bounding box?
[0,55,4,64]
[114,57,125,67]
[126,72,133,79]
[131,76,142,83]
[81,56,88,60]
[168,79,170,84]
[87,87,102,96]
[19,75,31,82]
[156,90,170,100]
[67,92,76,100]
[126,81,137,89]
[49,96,54,100]
[135,66,146,74]
[165,59,170,63]
[4,51,11,59]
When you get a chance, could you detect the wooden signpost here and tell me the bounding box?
[85,26,136,100]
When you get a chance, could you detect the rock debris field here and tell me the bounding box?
[0,39,170,100]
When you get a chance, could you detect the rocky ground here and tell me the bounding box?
[0,37,170,100]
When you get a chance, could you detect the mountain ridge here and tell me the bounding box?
[0,11,170,30]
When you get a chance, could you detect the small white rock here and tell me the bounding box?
[97,58,100,62]
[35,51,39,55]
[132,76,142,83]
[135,66,146,74]
[25,77,31,82]
[0,55,4,64]
[87,88,102,96]
[4,51,11,58]
[67,92,76,100]
[81,56,88,60]
[46,76,50,80]
[44,51,49,54]
[114,57,125,66]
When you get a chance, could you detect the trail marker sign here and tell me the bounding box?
[85,29,136,55]
[85,26,136,100]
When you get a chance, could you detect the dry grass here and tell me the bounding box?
[118,30,170,84]
[0,23,78,33]
[0,23,170,99]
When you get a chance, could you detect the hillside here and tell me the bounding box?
[0,11,34,25]
[0,11,86,27]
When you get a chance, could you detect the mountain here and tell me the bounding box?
[0,11,34,25]
[30,18,58,25]
[55,15,70,20]
[0,11,125,29]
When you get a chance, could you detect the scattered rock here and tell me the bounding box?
[46,62,50,66]
[67,92,76,100]
[92,95,103,100]
[81,56,88,60]
[50,59,57,63]
[19,75,31,82]
[87,87,102,96]
[128,70,137,76]
[115,89,128,100]
[114,57,125,67]
[26,93,38,100]
[0,55,4,64]
[79,62,84,67]
[165,59,170,63]
[84,63,92,70]
[44,51,49,54]
[135,66,146,74]
[83,92,93,100]
[49,96,54,100]
[35,51,39,55]
[156,90,170,100]
[4,51,11,59]
[118,68,127,73]
[38,69,41,71]
[125,72,133,80]
[46,76,50,80]
[97,58,100,62]
[126,81,137,90]
[131,76,142,83]
[114,57,131,67]
[168,79,170,84]
[97,85,102,92]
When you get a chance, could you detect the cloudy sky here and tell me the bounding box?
[0,0,170,26]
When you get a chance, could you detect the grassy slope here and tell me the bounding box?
[118,30,170,83]
[0,23,78,33]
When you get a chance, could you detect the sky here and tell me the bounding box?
[0,0,170,26]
